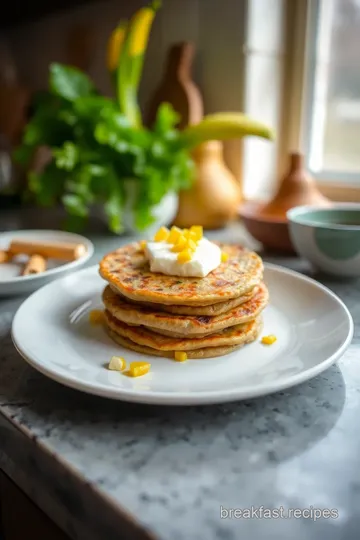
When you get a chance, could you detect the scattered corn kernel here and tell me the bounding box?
[190,225,203,240]
[175,351,188,362]
[261,335,277,345]
[140,240,147,250]
[129,361,151,377]
[168,226,182,244]
[187,239,197,251]
[171,236,188,252]
[108,356,127,371]
[89,309,105,325]
[177,249,193,263]
[221,252,229,262]
[154,226,170,242]
[183,230,197,241]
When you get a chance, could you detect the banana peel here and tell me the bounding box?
[179,112,274,149]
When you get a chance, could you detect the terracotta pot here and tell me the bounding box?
[240,203,293,252]
[261,152,330,216]
[239,152,332,252]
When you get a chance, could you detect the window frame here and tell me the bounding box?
[282,0,360,199]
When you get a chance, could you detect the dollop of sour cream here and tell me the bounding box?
[145,237,221,277]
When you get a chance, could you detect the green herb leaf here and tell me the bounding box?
[18,102,74,155]
[104,191,124,234]
[86,164,109,177]
[134,203,154,230]
[74,96,115,117]
[50,63,95,102]
[12,145,34,166]
[17,58,196,234]
[28,164,66,206]
[58,109,78,126]
[94,122,112,145]
[153,102,180,134]
[62,193,89,217]
[53,142,79,171]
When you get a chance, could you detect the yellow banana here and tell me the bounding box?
[180,113,274,148]
[107,20,127,72]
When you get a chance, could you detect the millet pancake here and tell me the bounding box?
[104,311,262,351]
[105,317,262,359]
[99,242,263,306]
[109,285,258,316]
[102,282,269,337]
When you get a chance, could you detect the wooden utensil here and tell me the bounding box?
[145,41,203,129]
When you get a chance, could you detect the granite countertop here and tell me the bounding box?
[1,207,360,540]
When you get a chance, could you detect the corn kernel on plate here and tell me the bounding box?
[11,264,353,405]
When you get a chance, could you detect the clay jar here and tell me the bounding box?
[146,41,203,129]
[239,152,332,252]
[261,152,330,216]
[174,140,242,229]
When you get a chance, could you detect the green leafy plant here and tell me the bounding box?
[15,1,273,233]
[15,64,193,232]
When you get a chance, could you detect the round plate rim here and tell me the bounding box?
[0,229,94,284]
[11,263,354,405]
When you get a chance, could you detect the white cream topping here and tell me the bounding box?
[145,238,221,277]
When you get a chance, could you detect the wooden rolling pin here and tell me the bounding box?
[9,240,87,261]
[22,254,47,275]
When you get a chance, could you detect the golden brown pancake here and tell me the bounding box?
[105,310,262,351]
[102,282,269,337]
[99,242,263,306]
[109,285,258,316]
[105,317,262,359]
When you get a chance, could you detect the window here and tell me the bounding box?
[303,0,360,184]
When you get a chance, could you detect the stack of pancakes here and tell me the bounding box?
[99,242,268,359]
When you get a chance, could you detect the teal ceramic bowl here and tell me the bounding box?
[287,205,360,277]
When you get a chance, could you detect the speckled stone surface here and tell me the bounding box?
[1,207,360,540]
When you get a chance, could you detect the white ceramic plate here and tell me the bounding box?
[12,264,353,405]
[0,230,94,296]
